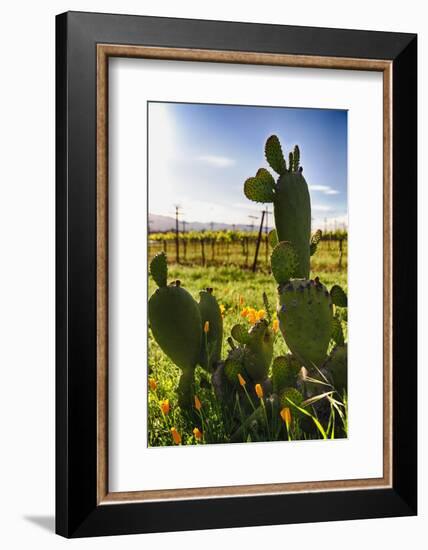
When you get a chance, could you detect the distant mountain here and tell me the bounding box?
[148,213,264,233]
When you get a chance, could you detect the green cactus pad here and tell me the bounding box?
[331,315,345,346]
[177,368,196,410]
[271,241,298,284]
[150,252,168,287]
[262,292,273,323]
[310,229,322,256]
[279,387,304,416]
[272,355,302,394]
[231,324,251,345]
[278,278,333,369]
[325,345,347,394]
[330,285,348,307]
[255,167,276,189]
[244,176,275,203]
[224,348,246,386]
[198,288,223,372]
[148,283,202,372]
[293,145,300,171]
[274,171,311,278]
[268,228,278,248]
[244,319,274,382]
[265,135,287,175]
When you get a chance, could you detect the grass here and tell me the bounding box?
[148,251,348,447]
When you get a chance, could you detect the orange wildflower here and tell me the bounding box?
[240,307,249,318]
[255,383,264,399]
[193,427,202,440]
[280,407,292,427]
[160,399,170,415]
[170,427,181,445]
[203,321,210,333]
[272,319,279,333]
[238,373,246,387]
[148,378,157,391]
[194,395,202,411]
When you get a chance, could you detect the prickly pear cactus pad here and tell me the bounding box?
[198,288,223,372]
[272,355,302,394]
[224,348,247,386]
[148,280,202,372]
[150,251,168,288]
[325,345,348,394]
[274,171,311,279]
[330,284,348,307]
[227,319,274,383]
[148,252,203,377]
[278,278,333,369]
[279,387,304,415]
[244,319,274,382]
[271,241,298,284]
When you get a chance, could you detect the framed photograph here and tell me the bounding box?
[56,11,417,538]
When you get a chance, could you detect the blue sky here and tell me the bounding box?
[148,102,347,230]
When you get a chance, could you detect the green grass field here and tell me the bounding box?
[148,242,348,447]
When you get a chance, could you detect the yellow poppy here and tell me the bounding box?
[255,383,264,399]
[256,309,265,320]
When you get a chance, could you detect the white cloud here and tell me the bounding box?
[312,204,333,212]
[196,155,235,167]
[312,213,348,231]
[309,184,339,195]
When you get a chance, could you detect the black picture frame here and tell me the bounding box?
[56,11,417,538]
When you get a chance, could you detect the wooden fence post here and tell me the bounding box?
[252,210,266,273]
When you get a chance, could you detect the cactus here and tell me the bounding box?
[244,135,311,278]
[271,241,299,284]
[225,318,274,384]
[279,387,304,416]
[331,315,345,346]
[330,284,348,307]
[271,355,302,394]
[325,344,347,394]
[277,278,333,369]
[224,347,247,386]
[148,252,202,409]
[198,288,223,372]
[310,229,323,256]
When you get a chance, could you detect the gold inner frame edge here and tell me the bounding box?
[96,44,393,505]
